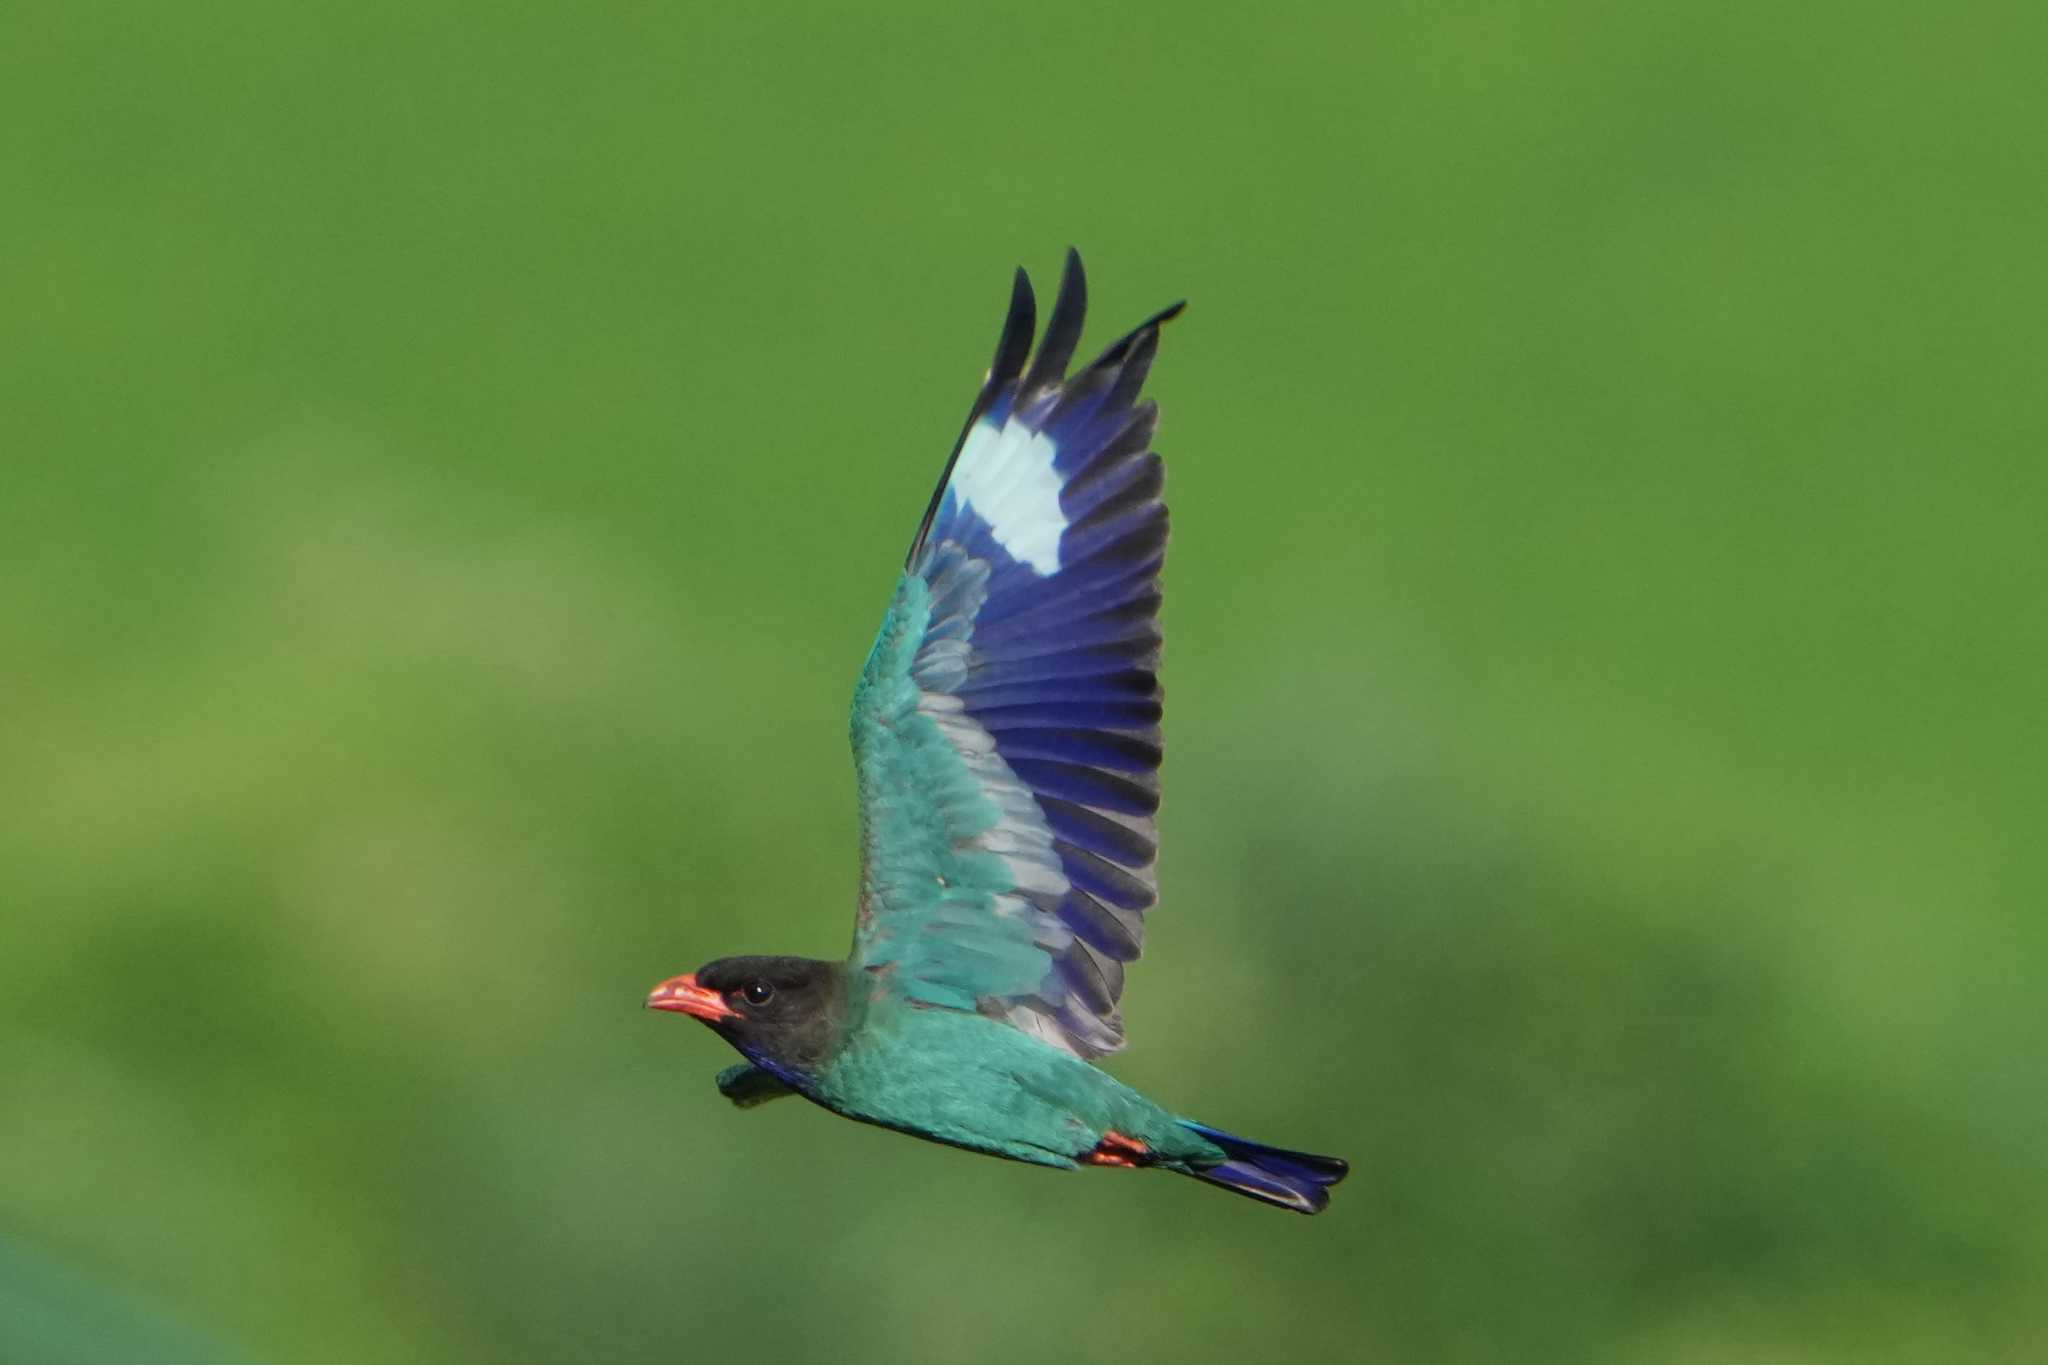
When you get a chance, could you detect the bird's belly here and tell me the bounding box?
[812,1010,1194,1169]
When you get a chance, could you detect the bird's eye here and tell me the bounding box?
[742,981,775,1006]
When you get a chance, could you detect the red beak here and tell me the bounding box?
[646,972,739,1022]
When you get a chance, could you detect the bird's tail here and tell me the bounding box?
[1177,1121,1349,1215]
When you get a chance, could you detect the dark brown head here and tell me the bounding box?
[646,955,847,1083]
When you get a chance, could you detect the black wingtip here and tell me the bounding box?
[1084,298,1187,376]
[990,266,1036,392]
[909,262,1041,570]
[1102,326,1162,412]
[1021,248,1088,396]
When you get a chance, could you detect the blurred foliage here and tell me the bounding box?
[0,1236,248,1365]
[3,2,2043,1362]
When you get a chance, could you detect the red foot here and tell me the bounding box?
[1082,1130,1150,1168]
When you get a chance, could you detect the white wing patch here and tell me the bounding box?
[949,417,1065,575]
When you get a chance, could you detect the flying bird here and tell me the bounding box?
[648,251,1347,1213]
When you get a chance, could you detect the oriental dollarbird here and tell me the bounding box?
[648,251,1347,1213]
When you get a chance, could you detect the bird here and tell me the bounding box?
[647,250,1348,1213]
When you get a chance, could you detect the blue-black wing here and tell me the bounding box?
[850,250,1178,1057]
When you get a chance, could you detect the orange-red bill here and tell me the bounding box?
[646,972,738,1022]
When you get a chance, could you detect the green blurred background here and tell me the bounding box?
[4,2,2043,1361]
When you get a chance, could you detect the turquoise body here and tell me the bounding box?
[811,1000,1225,1171]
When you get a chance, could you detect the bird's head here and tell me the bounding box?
[646,955,847,1081]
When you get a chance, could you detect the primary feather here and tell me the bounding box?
[849,249,1180,1058]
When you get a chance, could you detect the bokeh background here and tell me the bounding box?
[4,2,2043,1361]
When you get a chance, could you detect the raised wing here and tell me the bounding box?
[849,250,1179,1058]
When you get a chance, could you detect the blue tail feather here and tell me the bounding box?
[1179,1122,1349,1215]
